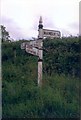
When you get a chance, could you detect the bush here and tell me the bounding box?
[2,38,80,118]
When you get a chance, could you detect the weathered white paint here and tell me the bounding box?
[43,29,61,38]
[38,61,42,87]
[37,16,43,87]
[38,29,43,39]
[37,40,43,87]
[26,44,39,56]
[38,40,43,60]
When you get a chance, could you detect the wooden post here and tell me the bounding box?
[38,59,42,86]
[38,40,43,87]
[37,16,43,87]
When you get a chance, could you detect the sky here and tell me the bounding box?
[1,0,80,40]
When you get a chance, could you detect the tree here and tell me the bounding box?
[1,25,10,42]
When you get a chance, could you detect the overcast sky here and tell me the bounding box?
[1,0,80,40]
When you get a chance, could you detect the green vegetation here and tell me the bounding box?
[2,37,80,118]
[1,25,10,42]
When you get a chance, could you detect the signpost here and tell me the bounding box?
[21,16,61,87]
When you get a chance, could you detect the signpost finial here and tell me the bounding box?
[39,16,42,24]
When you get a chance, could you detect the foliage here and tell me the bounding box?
[43,37,80,77]
[2,38,80,118]
[1,25,10,42]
